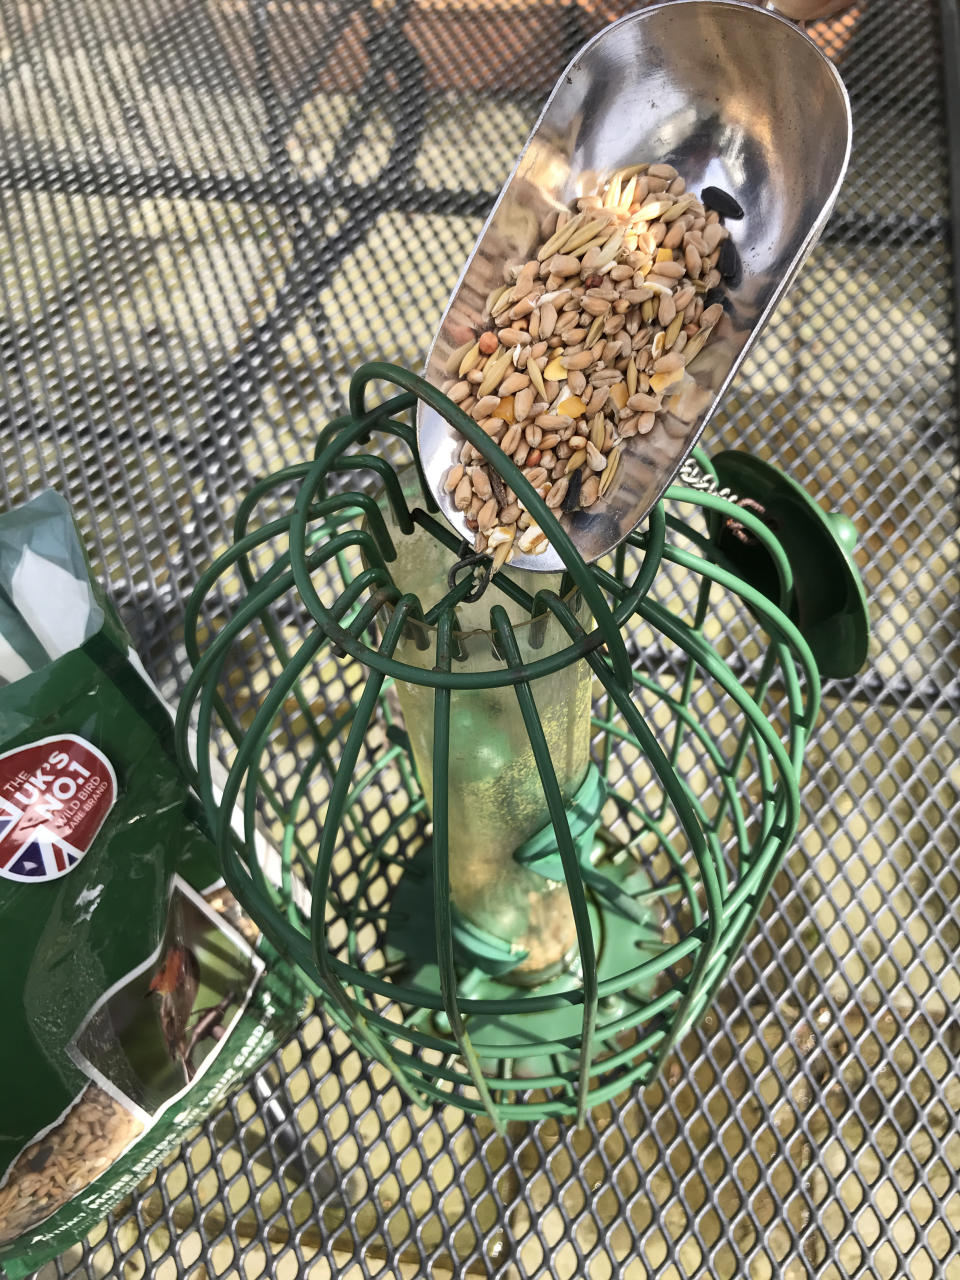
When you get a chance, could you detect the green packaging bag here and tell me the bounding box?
[0,492,304,1275]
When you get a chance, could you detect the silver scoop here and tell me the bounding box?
[417,0,852,573]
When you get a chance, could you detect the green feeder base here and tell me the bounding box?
[385,766,663,1083]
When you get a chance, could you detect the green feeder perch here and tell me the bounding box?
[176,363,867,1128]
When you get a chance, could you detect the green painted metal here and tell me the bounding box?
[709,449,871,678]
[176,363,833,1123]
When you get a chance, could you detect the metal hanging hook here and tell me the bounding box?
[447,543,494,603]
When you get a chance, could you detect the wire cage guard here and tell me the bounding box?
[177,363,823,1129]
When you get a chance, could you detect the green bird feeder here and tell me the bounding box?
[176,363,867,1129]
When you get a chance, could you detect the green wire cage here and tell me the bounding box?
[176,363,867,1129]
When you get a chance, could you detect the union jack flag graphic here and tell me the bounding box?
[0,828,82,878]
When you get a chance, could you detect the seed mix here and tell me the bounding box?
[439,164,739,568]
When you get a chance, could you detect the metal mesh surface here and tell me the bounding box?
[0,0,957,1276]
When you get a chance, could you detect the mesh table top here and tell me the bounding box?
[1,1,957,1277]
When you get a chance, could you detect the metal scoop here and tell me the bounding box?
[417,0,852,573]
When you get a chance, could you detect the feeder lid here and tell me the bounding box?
[710,451,870,679]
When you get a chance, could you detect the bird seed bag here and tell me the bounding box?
[0,491,303,1276]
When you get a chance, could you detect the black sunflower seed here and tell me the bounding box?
[703,287,727,309]
[718,237,742,286]
[488,468,508,507]
[701,186,744,219]
[562,468,583,512]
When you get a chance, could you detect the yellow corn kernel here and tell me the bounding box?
[650,368,684,395]
[556,395,587,419]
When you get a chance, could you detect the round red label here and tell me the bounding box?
[0,734,117,883]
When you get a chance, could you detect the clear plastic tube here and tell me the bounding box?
[378,481,591,979]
